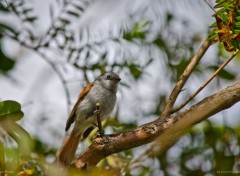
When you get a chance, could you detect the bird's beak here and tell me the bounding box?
[113,78,121,82]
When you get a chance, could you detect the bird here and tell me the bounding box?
[56,72,121,166]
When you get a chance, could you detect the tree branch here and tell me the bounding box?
[171,49,240,113]
[161,39,212,118]
[74,82,240,169]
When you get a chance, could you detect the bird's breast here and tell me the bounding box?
[75,84,116,122]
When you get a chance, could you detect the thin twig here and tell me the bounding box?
[161,39,212,118]
[204,0,216,12]
[37,2,68,48]
[37,50,72,113]
[4,33,71,113]
[171,49,240,113]
[37,0,93,49]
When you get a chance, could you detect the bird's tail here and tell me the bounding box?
[56,131,82,166]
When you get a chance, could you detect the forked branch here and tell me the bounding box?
[171,49,240,113]
[161,39,212,118]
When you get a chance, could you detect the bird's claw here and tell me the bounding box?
[98,129,105,137]
[97,132,110,142]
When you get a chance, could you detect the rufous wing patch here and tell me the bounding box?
[65,83,94,131]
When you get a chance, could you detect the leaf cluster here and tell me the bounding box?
[209,0,240,51]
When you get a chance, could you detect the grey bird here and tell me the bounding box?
[56,72,121,166]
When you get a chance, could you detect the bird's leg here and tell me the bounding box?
[95,102,104,137]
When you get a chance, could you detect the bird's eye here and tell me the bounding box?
[107,75,111,79]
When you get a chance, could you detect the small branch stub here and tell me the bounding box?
[161,39,212,118]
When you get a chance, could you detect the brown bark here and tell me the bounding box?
[74,82,240,169]
[161,39,212,118]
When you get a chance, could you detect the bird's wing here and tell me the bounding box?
[65,82,94,131]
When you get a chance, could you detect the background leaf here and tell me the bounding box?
[0,100,24,121]
[0,40,15,73]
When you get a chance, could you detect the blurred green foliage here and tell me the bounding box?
[0,36,15,73]
[0,100,33,175]
[0,100,24,121]
[123,20,149,41]
[0,1,16,73]
[121,120,240,175]
[0,0,240,175]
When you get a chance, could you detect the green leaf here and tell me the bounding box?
[123,20,148,41]
[0,40,15,73]
[32,138,48,154]
[73,4,84,11]
[166,12,174,23]
[129,63,143,79]
[23,16,37,22]
[59,18,70,25]
[175,59,188,78]
[66,10,80,18]
[22,8,33,15]
[0,100,24,121]
[0,3,9,12]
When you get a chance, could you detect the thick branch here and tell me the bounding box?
[74,82,240,169]
[161,39,212,117]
